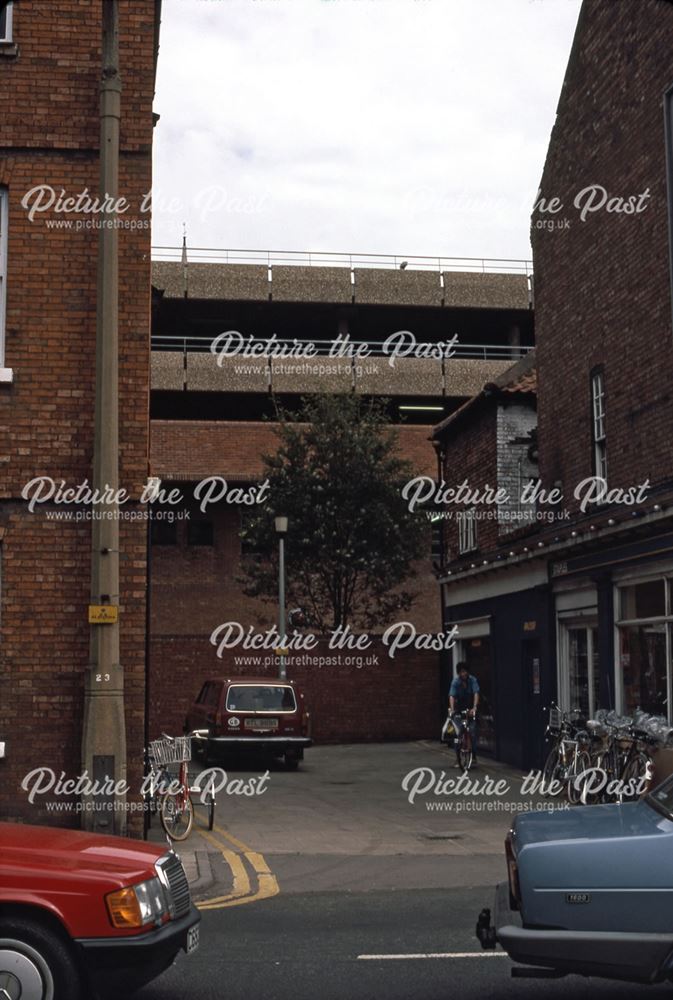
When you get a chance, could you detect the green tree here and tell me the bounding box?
[240,394,428,631]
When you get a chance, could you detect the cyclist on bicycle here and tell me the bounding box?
[449,663,480,767]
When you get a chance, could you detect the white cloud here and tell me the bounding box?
[152,0,581,262]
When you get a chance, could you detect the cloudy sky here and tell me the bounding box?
[152,0,581,264]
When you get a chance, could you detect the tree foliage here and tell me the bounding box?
[240,394,428,631]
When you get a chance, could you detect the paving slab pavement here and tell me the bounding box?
[148,741,559,901]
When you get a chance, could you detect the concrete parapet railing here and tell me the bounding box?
[151,259,533,310]
[151,351,515,396]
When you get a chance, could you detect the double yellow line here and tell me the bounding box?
[195,823,280,910]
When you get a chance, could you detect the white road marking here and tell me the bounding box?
[357,952,508,960]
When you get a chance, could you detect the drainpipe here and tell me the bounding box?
[82,0,125,834]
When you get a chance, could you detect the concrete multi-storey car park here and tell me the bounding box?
[434,0,673,773]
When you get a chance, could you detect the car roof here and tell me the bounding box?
[202,676,297,686]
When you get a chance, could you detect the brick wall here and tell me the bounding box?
[496,402,538,535]
[439,404,498,559]
[149,635,442,745]
[0,1,156,825]
[150,499,443,639]
[150,419,439,481]
[532,0,673,511]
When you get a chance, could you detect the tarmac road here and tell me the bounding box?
[141,888,671,1000]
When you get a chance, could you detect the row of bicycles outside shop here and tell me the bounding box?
[541,705,673,806]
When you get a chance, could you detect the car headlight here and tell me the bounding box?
[106,877,168,929]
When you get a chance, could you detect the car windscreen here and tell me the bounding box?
[226,685,297,713]
[646,775,673,819]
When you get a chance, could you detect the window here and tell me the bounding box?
[226,684,297,714]
[151,519,177,546]
[187,519,214,546]
[240,510,264,556]
[0,2,13,44]
[457,508,477,554]
[591,369,607,481]
[564,624,599,718]
[616,576,673,718]
[0,187,7,364]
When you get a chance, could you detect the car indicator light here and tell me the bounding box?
[106,877,167,929]
[106,887,144,929]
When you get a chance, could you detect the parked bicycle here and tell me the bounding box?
[145,732,216,841]
[541,704,588,801]
[614,722,657,802]
[573,717,656,806]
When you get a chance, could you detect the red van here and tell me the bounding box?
[186,676,312,770]
[0,821,199,999]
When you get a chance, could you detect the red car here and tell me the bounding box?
[186,676,312,769]
[0,822,200,999]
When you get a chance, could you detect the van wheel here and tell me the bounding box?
[0,917,82,1000]
[284,753,300,771]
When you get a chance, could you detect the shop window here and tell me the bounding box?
[565,625,599,718]
[619,623,668,717]
[617,576,672,719]
[620,579,666,620]
[187,519,214,546]
[591,368,607,481]
[457,508,477,554]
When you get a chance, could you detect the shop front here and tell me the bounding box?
[442,562,551,769]
[550,531,673,725]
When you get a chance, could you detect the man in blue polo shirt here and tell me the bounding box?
[449,662,480,767]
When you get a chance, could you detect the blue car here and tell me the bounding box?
[477,775,673,985]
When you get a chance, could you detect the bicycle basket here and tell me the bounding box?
[548,706,563,731]
[149,735,192,765]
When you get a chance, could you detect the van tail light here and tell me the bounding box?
[301,711,311,737]
[505,832,521,910]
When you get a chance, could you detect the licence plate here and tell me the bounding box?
[186,924,200,954]
[244,718,278,730]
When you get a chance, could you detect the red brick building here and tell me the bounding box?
[0,0,159,825]
[433,0,673,769]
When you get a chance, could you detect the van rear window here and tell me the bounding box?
[226,685,297,713]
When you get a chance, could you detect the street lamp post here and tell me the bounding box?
[275,516,288,680]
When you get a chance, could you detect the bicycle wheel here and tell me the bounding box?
[160,791,194,841]
[542,744,564,796]
[598,744,621,803]
[458,732,473,771]
[567,750,591,805]
[619,752,654,802]
[578,750,608,804]
[207,793,215,831]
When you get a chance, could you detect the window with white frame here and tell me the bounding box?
[591,368,607,481]
[616,577,673,720]
[0,1,13,44]
[0,187,6,365]
[457,508,477,554]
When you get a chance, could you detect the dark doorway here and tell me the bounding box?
[464,637,495,756]
[522,639,545,769]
